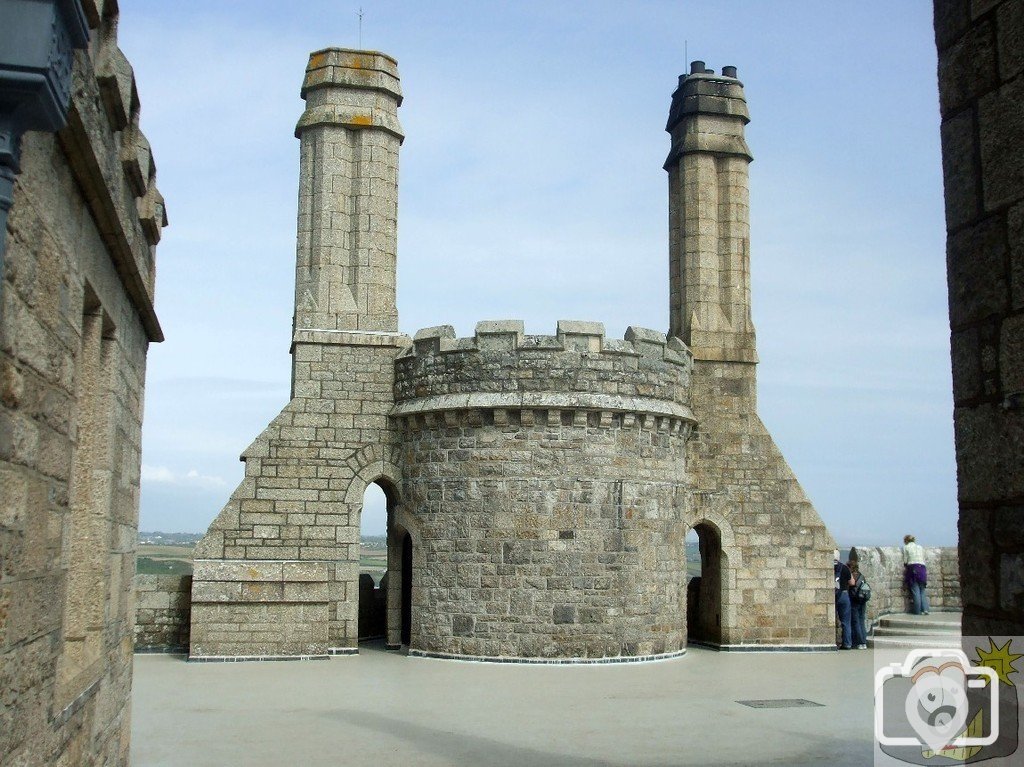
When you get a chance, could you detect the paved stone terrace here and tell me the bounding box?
[132,645,877,766]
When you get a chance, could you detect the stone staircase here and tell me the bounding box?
[868,612,962,650]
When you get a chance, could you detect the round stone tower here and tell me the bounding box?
[392,320,695,661]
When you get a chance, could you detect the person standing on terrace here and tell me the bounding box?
[903,534,929,615]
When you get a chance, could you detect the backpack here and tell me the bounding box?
[852,574,871,603]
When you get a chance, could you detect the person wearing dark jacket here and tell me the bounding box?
[834,549,854,649]
[848,559,868,649]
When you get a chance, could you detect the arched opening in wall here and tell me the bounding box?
[686,523,724,646]
[357,483,388,642]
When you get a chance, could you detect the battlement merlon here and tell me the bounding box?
[398,320,693,366]
[394,321,694,429]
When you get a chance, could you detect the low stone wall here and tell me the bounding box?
[135,575,193,652]
[848,546,960,625]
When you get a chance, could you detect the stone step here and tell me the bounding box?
[868,635,963,651]
[875,616,961,633]
[873,625,960,638]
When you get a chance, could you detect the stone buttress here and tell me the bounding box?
[190,49,407,658]
[666,62,835,647]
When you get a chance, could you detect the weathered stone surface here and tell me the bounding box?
[934,0,973,51]
[937,0,1024,636]
[1,4,166,764]
[936,18,998,116]
[998,0,1024,79]
[979,76,1024,212]
[848,546,961,623]
[946,215,1009,327]
[956,403,1024,503]
[939,110,980,229]
[134,575,192,652]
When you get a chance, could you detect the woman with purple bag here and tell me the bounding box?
[903,534,929,615]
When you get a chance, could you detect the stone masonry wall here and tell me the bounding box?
[685,361,837,648]
[393,322,694,659]
[934,0,1024,636]
[0,2,165,764]
[849,546,961,625]
[190,48,407,660]
[134,575,192,652]
[190,337,405,657]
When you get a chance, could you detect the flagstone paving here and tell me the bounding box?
[132,643,880,766]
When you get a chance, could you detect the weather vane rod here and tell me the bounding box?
[359,7,364,48]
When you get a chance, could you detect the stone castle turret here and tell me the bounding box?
[188,52,836,661]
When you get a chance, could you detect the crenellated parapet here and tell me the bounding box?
[393,320,694,431]
[41,0,167,339]
[80,2,167,331]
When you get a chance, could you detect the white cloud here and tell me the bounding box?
[142,465,227,490]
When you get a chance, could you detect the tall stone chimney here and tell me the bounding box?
[665,61,756,364]
[292,48,403,339]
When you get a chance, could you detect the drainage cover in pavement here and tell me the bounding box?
[736,699,824,709]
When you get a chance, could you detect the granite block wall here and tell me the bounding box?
[134,575,192,652]
[190,338,405,658]
[684,362,837,648]
[0,1,165,763]
[934,0,1024,637]
[849,546,961,625]
[393,322,694,660]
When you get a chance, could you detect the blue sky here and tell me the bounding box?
[121,1,955,545]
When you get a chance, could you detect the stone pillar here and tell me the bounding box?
[292,48,403,340]
[933,0,1024,636]
[665,61,756,364]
